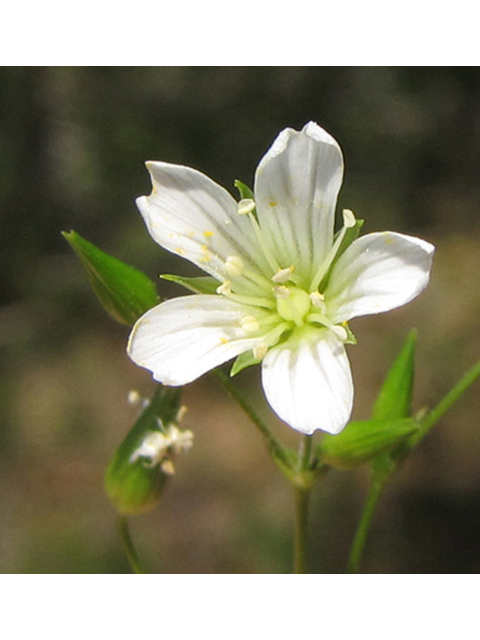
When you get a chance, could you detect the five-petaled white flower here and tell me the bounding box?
[128,122,434,435]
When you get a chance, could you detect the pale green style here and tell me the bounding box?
[128,122,434,435]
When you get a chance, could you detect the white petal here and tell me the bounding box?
[128,295,265,385]
[254,122,344,281]
[137,162,269,283]
[326,232,435,323]
[261,329,353,435]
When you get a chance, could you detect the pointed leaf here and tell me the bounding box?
[372,330,417,420]
[63,230,159,326]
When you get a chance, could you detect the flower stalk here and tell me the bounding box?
[294,485,310,574]
[117,516,145,574]
[293,434,314,574]
[346,477,384,574]
[214,369,293,472]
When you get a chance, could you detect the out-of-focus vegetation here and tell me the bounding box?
[1,67,480,573]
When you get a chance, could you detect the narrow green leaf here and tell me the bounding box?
[234,179,254,201]
[160,273,219,295]
[317,418,419,470]
[230,350,261,377]
[63,230,159,326]
[372,330,417,420]
[105,386,182,515]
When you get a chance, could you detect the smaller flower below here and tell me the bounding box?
[130,420,194,474]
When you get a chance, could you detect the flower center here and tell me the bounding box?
[275,286,311,325]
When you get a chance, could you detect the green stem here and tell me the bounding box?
[293,434,313,574]
[347,477,384,573]
[299,433,313,471]
[347,358,480,573]
[294,485,310,573]
[415,358,480,442]
[118,516,146,574]
[214,369,292,470]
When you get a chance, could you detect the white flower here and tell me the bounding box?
[128,122,434,435]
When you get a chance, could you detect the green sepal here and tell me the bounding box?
[105,386,182,515]
[230,350,261,377]
[317,418,419,470]
[234,179,254,201]
[372,330,417,421]
[319,219,364,291]
[160,273,219,295]
[342,322,357,345]
[63,230,159,326]
[334,218,364,264]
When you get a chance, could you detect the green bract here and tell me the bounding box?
[63,230,159,325]
[372,330,417,421]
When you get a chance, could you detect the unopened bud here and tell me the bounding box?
[105,387,190,515]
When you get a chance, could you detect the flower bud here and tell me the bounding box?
[317,418,418,470]
[105,386,192,515]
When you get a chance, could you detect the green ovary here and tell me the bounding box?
[276,286,312,324]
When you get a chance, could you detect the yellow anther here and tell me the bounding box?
[253,342,268,360]
[127,390,142,406]
[273,285,291,299]
[332,325,348,341]
[342,209,356,229]
[272,266,295,284]
[217,281,231,295]
[161,459,176,475]
[240,315,260,333]
[225,255,244,278]
[237,198,256,215]
[309,291,326,308]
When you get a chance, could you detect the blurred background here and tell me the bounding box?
[1,66,480,573]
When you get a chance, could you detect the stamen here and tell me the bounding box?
[306,312,331,328]
[306,313,349,342]
[242,268,273,289]
[310,210,357,292]
[225,255,244,278]
[343,209,356,228]
[273,285,291,299]
[253,342,268,360]
[272,266,295,283]
[161,459,176,475]
[247,213,281,274]
[262,321,291,347]
[216,281,231,295]
[217,281,276,309]
[309,291,326,308]
[331,325,348,341]
[237,198,256,215]
[240,315,260,333]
